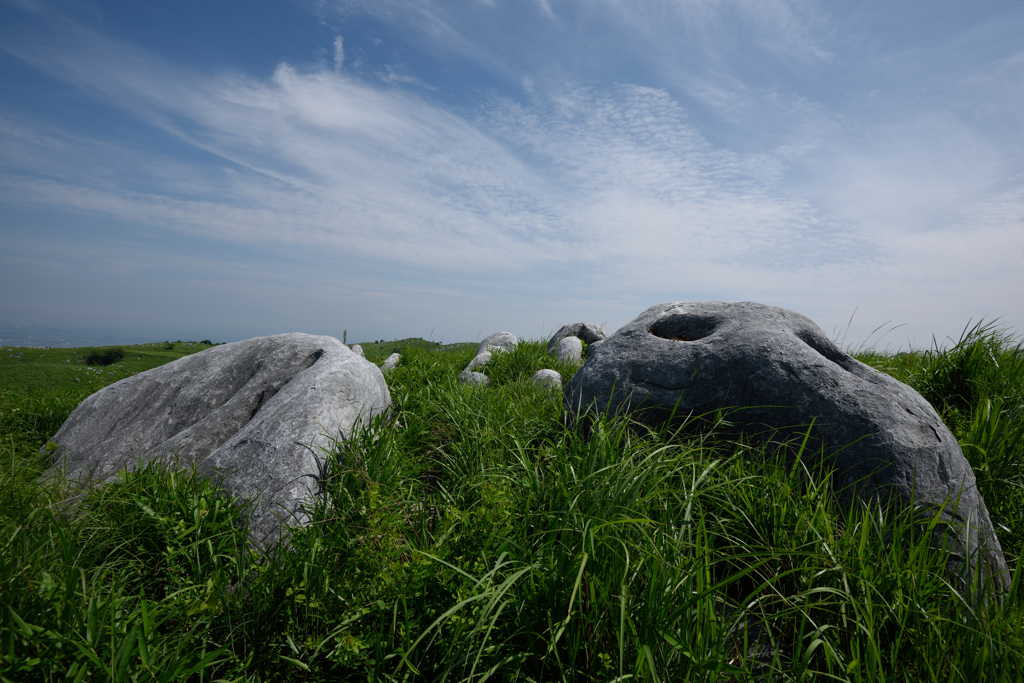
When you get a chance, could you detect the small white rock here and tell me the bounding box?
[557,336,583,363]
[531,369,562,391]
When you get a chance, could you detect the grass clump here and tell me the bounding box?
[1,329,1023,681]
[84,347,126,366]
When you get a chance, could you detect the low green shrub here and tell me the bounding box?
[84,347,125,366]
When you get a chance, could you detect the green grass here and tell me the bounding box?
[354,338,476,365]
[2,330,1023,681]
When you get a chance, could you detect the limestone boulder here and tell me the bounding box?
[557,336,583,363]
[350,344,364,357]
[464,350,492,373]
[459,371,490,386]
[547,322,607,353]
[381,353,401,371]
[565,301,1009,591]
[43,333,391,549]
[532,369,562,391]
[478,331,517,355]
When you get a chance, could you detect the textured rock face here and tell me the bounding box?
[478,331,517,355]
[547,322,607,353]
[557,336,583,363]
[565,301,1009,590]
[43,333,392,549]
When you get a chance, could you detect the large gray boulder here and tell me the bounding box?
[43,333,391,549]
[547,322,607,353]
[565,301,1009,591]
[478,331,517,355]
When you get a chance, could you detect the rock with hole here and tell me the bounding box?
[42,333,391,549]
[565,300,1009,591]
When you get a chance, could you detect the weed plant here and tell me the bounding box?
[2,334,1022,681]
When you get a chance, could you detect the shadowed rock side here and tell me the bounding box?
[43,333,392,549]
[565,301,1009,591]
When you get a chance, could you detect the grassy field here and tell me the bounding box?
[1,327,1023,681]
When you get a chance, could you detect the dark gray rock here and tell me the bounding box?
[547,322,607,353]
[556,336,583,363]
[43,333,391,549]
[380,353,401,371]
[459,370,490,386]
[532,369,562,391]
[478,331,517,355]
[565,301,1009,591]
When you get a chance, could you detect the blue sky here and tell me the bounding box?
[2,0,1023,348]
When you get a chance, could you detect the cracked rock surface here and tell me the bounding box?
[565,301,1009,591]
[42,333,391,549]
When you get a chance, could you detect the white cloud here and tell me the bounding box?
[332,35,344,71]
[2,0,1023,345]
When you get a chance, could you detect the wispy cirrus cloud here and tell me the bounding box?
[1,0,1023,345]
[0,15,839,282]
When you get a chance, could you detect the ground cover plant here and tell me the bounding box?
[1,328,1022,681]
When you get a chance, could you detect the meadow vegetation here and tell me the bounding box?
[1,327,1022,681]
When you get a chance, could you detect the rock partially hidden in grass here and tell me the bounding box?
[42,333,391,549]
[464,349,492,373]
[547,321,607,352]
[556,335,583,363]
[567,300,1011,592]
[380,352,401,371]
[478,331,518,355]
[459,370,490,386]
[531,368,562,390]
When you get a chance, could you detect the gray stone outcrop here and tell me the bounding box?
[556,336,583,363]
[547,322,607,353]
[42,333,391,549]
[532,369,562,391]
[565,301,1009,591]
[350,344,364,357]
[380,353,401,371]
